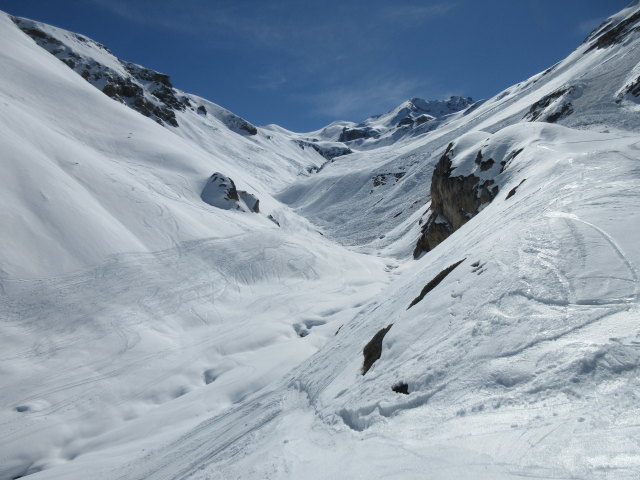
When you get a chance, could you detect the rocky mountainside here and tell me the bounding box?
[308,95,475,148]
[1,3,640,480]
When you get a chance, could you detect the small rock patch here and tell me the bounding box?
[392,382,409,394]
[362,324,393,375]
[407,259,465,309]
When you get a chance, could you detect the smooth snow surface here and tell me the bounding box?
[2,3,640,480]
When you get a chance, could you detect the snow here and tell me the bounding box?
[2,3,640,479]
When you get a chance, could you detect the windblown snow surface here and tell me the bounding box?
[1,3,640,479]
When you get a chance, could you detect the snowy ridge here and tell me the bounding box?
[1,3,640,479]
[307,95,475,150]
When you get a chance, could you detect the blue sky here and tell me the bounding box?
[0,0,632,131]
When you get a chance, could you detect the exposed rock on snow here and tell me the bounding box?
[12,16,189,127]
[505,179,526,200]
[220,112,258,135]
[339,126,380,142]
[391,382,409,394]
[523,86,576,123]
[616,74,640,103]
[201,172,240,207]
[296,140,352,160]
[328,96,475,147]
[362,324,393,375]
[201,172,260,213]
[413,142,499,257]
[407,259,465,309]
[267,214,280,226]
[585,8,640,52]
[372,172,405,188]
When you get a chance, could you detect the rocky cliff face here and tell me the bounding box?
[12,16,191,127]
[413,132,525,258]
[413,143,497,257]
[584,6,640,52]
[523,86,576,123]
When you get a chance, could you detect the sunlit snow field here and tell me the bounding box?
[1,4,640,479]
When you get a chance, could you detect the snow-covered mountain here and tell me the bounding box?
[1,3,640,479]
[308,95,475,148]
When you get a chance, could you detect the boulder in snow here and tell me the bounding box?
[201,172,260,213]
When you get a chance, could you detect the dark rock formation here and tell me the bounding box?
[224,114,258,135]
[372,172,405,187]
[268,215,280,227]
[414,114,432,125]
[297,140,352,160]
[585,10,640,52]
[339,126,379,142]
[12,16,189,127]
[362,324,393,375]
[201,173,260,213]
[500,148,524,173]
[474,151,495,171]
[524,87,574,123]
[201,172,240,208]
[407,259,465,309]
[392,382,409,394]
[413,144,499,257]
[616,75,640,103]
[506,179,526,200]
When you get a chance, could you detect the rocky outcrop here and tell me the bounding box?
[372,172,405,188]
[616,75,640,103]
[585,9,640,52]
[523,86,575,123]
[407,259,465,309]
[222,114,258,136]
[13,17,190,127]
[414,114,433,125]
[413,144,499,258]
[391,382,409,394]
[506,179,526,200]
[339,126,380,142]
[297,140,352,160]
[362,325,393,375]
[201,172,260,213]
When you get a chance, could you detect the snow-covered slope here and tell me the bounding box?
[1,2,640,480]
[0,12,389,479]
[9,15,349,192]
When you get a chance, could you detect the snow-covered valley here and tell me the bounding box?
[1,3,640,479]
